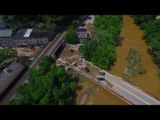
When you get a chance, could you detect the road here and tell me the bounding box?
[57,58,160,105]
[57,58,132,105]
[0,32,65,104]
[100,70,160,105]
[45,31,66,56]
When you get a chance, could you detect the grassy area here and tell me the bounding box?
[123,48,146,81]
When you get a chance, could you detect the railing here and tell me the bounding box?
[57,58,132,105]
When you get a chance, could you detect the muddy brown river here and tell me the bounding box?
[76,80,127,105]
[110,15,160,100]
[67,67,127,105]
[61,45,127,104]
[66,15,160,104]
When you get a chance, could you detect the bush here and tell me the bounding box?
[123,48,146,81]
[64,27,79,44]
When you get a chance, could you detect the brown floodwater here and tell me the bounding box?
[60,44,127,104]
[76,80,127,105]
[110,15,160,99]
[67,69,127,105]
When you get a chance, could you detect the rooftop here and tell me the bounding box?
[0,29,13,37]
[0,62,25,94]
[76,28,87,32]
[23,29,33,37]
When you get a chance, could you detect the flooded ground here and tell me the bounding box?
[76,80,127,105]
[67,69,127,105]
[110,15,160,99]
[60,44,127,105]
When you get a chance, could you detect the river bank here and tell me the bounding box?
[110,15,160,100]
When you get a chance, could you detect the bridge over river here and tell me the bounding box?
[57,58,160,105]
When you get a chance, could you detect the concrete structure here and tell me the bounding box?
[57,58,160,105]
[76,28,89,41]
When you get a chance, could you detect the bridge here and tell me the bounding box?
[46,32,66,57]
[57,58,160,105]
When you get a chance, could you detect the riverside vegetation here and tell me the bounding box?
[123,48,146,81]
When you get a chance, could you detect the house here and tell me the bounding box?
[76,15,95,42]
[76,28,90,42]
[0,61,25,95]
[0,28,56,48]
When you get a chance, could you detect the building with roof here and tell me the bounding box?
[0,61,25,95]
[76,28,90,42]
[76,15,95,42]
[0,28,56,48]
[0,29,14,37]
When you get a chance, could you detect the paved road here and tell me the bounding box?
[58,58,160,105]
[57,58,131,105]
[45,32,66,56]
[100,70,160,105]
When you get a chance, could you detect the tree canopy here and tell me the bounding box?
[79,15,122,69]
[64,26,79,44]
[1,15,84,29]
[9,56,78,105]
[0,48,17,67]
[133,15,160,77]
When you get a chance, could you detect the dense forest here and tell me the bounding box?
[79,15,123,69]
[2,15,86,44]
[1,15,85,29]
[9,56,78,105]
[133,15,160,77]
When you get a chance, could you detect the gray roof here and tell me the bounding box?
[0,62,25,95]
[76,28,87,32]
[0,29,13,37]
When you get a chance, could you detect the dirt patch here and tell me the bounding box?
[59,44,80,59]
[16,48,36,57]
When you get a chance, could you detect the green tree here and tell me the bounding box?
[133,15,160,78]
[64,27,79,44]
[96,30,116,45]
[9,56,78,105]
[0,48,18,67]
[2,15,85,29]
[91,42,116,69]
[79,15,122,69]
[79,40,97,61]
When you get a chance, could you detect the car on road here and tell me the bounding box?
[99,71,105,76]
[97,77,105,81]
[73,63,78,67]
[85,67,90,73]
